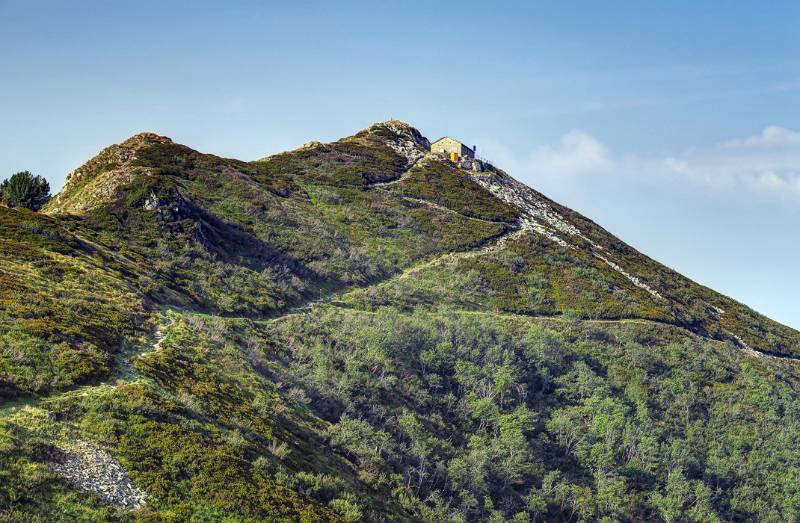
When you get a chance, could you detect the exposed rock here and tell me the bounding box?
[46,440,146,510]
[53,166,155,214]
[457,157,485,172]
[120,132,173,147]
[59,134,171,196]
[47,132,174,214]
[143,190,160,211]
[593,252,663,300]
[382,120,431,150]
[380,120,430,167]
[471,169,664,300]
[385,138,426,167]
[143,189,191,221]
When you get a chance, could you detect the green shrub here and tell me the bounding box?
[1,171,51,210]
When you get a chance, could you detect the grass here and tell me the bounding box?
[393,160,520,223]
[2,121,800,521]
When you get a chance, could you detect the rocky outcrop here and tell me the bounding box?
[471,169,664,300]
[385,139,426,167]
[457,157,485,172]
[299,140,323,150]
[382,120,431,150]
[53,166,156,214]
[381,120,430,167]
[46,440,146,510]
[46,132,174,215]
[143,188,191,221]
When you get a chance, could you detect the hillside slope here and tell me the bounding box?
[2,121,800,522]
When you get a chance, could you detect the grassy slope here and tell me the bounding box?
[0,207,148,399]
[549,197,800,357]
[342,207,800,359]
[2,121,800,522]
[2,124,511,398]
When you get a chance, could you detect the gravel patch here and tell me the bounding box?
[45,440,146,510]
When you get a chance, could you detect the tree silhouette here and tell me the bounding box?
[0,171,51,210]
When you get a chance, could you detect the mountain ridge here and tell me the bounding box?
[2,120,800,521]
[30,118,800,378]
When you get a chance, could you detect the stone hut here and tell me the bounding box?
[430,137,475,161]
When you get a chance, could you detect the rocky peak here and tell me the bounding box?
[47,132,176,214]
[60,133,172,188]
[120,132,174,148]
[378,119,431,150]
[363,120,431,168]
[299,140,323,150]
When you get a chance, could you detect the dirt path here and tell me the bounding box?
[397,228,527,279]
[265,227,523,325]
[457,309,800,364]
[1,314,175,511]
[369,153,429,188]
[3,189,798,510]
[395,195,513,226]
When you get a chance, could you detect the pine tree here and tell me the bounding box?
[0,171,51,210]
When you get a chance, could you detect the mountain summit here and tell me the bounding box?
[2,121,800,521]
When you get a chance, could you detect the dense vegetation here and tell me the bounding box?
[0,171,51,210]
[2,121,800,521]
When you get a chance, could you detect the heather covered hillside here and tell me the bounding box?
[2,121,800,522]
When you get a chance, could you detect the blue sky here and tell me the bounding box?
[2,1,799,328]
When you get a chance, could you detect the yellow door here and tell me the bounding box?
[450,152,459,162]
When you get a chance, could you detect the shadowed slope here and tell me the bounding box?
[1,121,799,522]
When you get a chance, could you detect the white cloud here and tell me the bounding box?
[665,126,800,199]
[750,171,800,195]
[721,126,800,148]
[528,130,614,176]
[662,157,690,175]
[492,126,800,203]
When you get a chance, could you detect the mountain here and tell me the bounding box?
[2,120,800,522]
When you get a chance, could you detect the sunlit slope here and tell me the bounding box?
[1,121,799,522]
